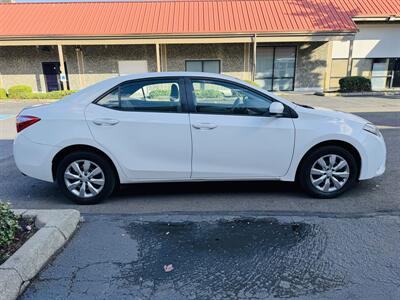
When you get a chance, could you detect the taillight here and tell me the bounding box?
[16,115,41,133]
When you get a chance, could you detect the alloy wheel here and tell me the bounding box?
[64,160,105,198]
[310,154,350,193]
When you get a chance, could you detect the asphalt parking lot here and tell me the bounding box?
[22,214,400,299]
[1,97,399,299]
[0,97,399,215]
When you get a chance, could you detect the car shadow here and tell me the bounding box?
[116,180,302,198]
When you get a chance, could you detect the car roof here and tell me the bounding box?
[59,71,295,109]
[115,72,242,83]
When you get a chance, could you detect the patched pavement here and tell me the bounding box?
[22,214,400,300]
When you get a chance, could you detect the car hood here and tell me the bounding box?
[295,104,371,125]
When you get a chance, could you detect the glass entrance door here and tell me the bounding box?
[370,58,400,90]
[371,59,389,90]
[255,46,296,91]
[42,62,69,91]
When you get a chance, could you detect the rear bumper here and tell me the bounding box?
[13,134,60,183]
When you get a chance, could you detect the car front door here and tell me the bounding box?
[187,78,295,179]
[85,78,192,180]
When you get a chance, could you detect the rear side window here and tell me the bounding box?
[96,88,119,109]
[96,79,182,113]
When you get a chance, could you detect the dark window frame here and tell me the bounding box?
[94,77,189,113]
[185,60,221,73]
[255,46,297,91]
[370,58,392,89]
[348,57,400,89]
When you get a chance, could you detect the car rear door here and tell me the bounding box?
[187,77,295,179]
[85,78,192,181]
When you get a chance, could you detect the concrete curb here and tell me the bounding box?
[0,209,80,300]
[330,91,400,97]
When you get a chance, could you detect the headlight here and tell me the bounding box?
[363,123,381,136]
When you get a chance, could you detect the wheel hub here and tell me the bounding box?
[310,154,350,193]
[64,160,105,198]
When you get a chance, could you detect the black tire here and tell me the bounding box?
[297,145,358,198]
[56,151,116,204]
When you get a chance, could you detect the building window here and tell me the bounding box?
[185,60,221,73]
[351,58,400,90]
[371,58,390,90]
[388,58,400,88]
[255,46,296,91]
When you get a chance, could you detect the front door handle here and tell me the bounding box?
[92,118,119,126]
[192,123,217,130]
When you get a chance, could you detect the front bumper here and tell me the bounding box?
[359,131,386,180]
[13,133,60,183]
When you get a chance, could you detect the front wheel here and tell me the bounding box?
[297,146,359,198]
[56,151,116,204]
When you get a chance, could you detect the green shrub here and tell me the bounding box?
[6,89,77,100]
[149,89,170,98]
[0,88,7,99]
[29,90,77,99]
[339,76,371,92]
[0,202,20,248]
[8,85,32,98]
[44,90,77,99]
[244,80,260,87]
[195,89,224,99]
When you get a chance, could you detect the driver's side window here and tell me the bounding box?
[191,80,272,116]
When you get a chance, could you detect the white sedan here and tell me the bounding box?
[14,72,386,204]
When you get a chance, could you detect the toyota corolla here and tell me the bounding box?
[14,72,386,204]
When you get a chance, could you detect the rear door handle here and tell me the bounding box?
[192,123,217,130]
[92,118,119,126]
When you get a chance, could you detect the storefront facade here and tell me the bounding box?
[0,41,332,93]
[0,1,399,93]
[330,23,400,91]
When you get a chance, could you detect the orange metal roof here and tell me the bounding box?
[0,0,399,38]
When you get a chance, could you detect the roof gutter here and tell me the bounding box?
[352,15,400,22]
[0,31,355,46]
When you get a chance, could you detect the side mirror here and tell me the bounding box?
[269,102,285,116]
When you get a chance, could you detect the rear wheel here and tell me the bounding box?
[56,151,116,204]
[298,146,358,198]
